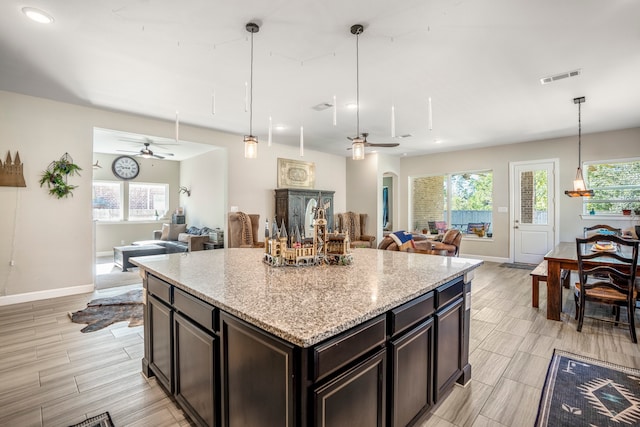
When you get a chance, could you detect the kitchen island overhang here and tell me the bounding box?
[132,248,483,427]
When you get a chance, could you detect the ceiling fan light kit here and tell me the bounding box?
[564,96,594,198]
[244,22,260,159]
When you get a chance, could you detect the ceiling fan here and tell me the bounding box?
[117,142,174,159]
[347,132,400,149]
[347,24,399,159]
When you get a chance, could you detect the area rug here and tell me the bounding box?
[535,349,640,426]
[499,262,537,270]
[70,289,143,333]
[69,411,114,427]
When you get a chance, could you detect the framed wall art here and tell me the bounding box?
[277,158,315,189]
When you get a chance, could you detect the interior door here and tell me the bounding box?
[512,161,557,264]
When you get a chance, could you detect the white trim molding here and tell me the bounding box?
[0,283,95,306]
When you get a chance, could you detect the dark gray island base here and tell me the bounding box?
[132,248,482,427]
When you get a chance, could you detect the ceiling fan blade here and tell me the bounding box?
[366,143,400,148]
[152,154,165,159]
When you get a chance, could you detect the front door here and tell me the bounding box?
[511,160,558,264]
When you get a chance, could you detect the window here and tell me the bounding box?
[92,181,169,221]
[129,183,168,220]
[584,158,640,215]
[93,181,123,221]
[411,170,493,234]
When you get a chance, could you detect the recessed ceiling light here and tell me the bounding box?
[274,125,286,131]
[394,134,412,139]
[22,7,54,24]
[345,103,358,110]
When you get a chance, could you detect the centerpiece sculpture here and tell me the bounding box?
[263,192,352,266]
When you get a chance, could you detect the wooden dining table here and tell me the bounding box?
[543,241,639,321]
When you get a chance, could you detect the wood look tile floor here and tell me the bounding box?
[1,262,638,427]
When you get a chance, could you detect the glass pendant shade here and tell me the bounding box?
[244,135,258,159]
[352,140,365,160]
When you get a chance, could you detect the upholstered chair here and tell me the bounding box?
[427,229,463,256]
[228,212,263,248]
[334,212,376,248]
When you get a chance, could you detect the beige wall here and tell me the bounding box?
[0,90,346,302]
[400,127,640,260]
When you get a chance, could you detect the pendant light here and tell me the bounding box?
[244,22,260,159]
[564,97,594,197]
[351,24,365,160]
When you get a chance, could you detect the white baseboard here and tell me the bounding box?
[96,251,113,257]
[0,283,95,306]
[458,253,509,264]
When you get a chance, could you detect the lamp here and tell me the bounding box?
[244,22,260,159]
[351,24,365,160]
[565,96,594,197]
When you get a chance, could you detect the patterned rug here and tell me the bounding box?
[70,289,143,333]
[535,349,640,426]
[69,411,114,427]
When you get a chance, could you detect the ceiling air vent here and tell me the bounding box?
[540,69,581,85]
[312,102,333,111]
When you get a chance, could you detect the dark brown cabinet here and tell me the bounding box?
[220,313,295,427]
[389,318,433,427]
[313,349,386,427]
[143,273,471,427]
[174,312,216,427]
[275,188,335,234]
[148,293,173,393]
[435,297,464,401]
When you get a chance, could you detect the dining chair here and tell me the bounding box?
[583,224,622,238]
[574,234,639,342]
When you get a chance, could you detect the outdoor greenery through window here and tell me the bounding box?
[93,181,169,221]
[411,170,493,235]
[584,158,640,215]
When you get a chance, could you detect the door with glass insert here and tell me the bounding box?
[513,161,556,264]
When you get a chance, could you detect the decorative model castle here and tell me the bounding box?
[0,151,26,187]
[263,193,352,267]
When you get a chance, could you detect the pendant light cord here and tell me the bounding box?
[355,31,360,138]
[577,99,581,166]
[249,30,254,136]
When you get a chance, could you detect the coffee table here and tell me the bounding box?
[113,244,166,272]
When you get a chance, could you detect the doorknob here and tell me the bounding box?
[514,226,519,229]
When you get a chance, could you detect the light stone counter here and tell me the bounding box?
[132,248,482,347]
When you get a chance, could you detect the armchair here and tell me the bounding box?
[334,212,376,248]
[426,229,462,256]
[228,212,264,248]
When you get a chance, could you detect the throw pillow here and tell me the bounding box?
[187,226,200,235]
[168,224,187,241]
[160,224,171,240]
[389,230,415,251]
[177,233,191,243]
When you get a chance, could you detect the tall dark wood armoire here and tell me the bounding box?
[274,189,334,237]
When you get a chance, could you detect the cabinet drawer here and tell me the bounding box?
[148,275,172,305]
[390,292,434,337]
[313,315,386,381]
[436,278,463,309]
[174,288,216,333]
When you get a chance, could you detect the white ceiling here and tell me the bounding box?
[1,0,639,158]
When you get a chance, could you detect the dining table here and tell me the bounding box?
[543,241,639,321]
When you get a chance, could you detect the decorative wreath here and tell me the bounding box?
[39,152,82,198]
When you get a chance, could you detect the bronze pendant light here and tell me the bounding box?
[564,96,594,197]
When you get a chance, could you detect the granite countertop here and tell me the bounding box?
[131,248,483,347]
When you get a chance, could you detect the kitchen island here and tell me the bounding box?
[132,248,482,427]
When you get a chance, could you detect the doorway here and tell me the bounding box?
[510,159,559,264]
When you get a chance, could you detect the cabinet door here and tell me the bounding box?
[174,312,216,427]
[435,298,464,402]
[313,349,386,427]
[148,294,173,393]
[390,318,433,427]
[220,313,295,427]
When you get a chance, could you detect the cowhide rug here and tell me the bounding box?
[70,289,143,333]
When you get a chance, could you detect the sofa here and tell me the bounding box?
[133,223,211,253]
